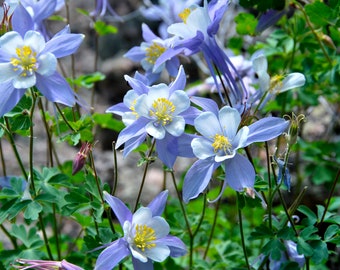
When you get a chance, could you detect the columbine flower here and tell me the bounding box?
[250,50,306,108]
[183,104,289,203]
[140,0,202,38]
[107,66,199,168]
[95,190,187,270]
[124,23,180,84]
[13,258,83,270]
[0,26,84,116]
[90,0,121,21]
[156,0,248,106]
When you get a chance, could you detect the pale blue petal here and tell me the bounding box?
[122,112,138,126]
[43,33,84,58]
[146,122,166,139]
[122,133,147,158]
[142,23,159,41]
[232,126,249,150]
[224,154,255,191]
[37,53,57,76]
[147,190,168,217]
[183,158,220,203]
[35,72,75,106]
[280,73,305,92]
[192,137,215,159]
[182,106,201,126]
[134,94,150,117]
[144,243,170,262]
[133,207,152,225]
[30,0,56,22]
[0,81,25,116]
[218,106,241,139]
[160,235,187,257]
[13,74,36,89]
[106,102,129,115]
[124,46,145,62]
[94,238,130,270]
[194,111,222,138]
[0,63,19,83]
[168,65,186,93]
[246,117,289,146]
[24,31,45,53]
[104,192,132,227]
[0,32,23,55]
[146,216,170,238]
[164,116,185,137]
[170,91,190,114]
[251,51,267,73]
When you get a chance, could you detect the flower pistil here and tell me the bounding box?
[134,224,156,252]
[10,46,37,77]
[145,42,166,64]
[212,134,232,154]
[149,97,175,126]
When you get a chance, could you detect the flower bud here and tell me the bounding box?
[72,142,92,175]
[285,113,305,146]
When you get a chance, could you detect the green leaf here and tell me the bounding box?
[71,72,106,88]
[324,224,339,241]
[262,238,285,260]
[298,205,317,225]
[235,13,257,36]
[93,113,125,132]
[310,240,328,264]
[10,224,43,248]
[249,224,275,239]
[94,21,118,36]
[305,1,333,27]
[297,237,314,257]
[23,200,43,220]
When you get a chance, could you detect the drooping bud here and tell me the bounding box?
[72,142,93,175]
[284,113,305,146]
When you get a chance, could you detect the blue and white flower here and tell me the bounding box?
[95,190,187,270]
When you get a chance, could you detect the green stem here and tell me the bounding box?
[203,190,222,259]
[265,142,273,230]
[0,224,18,249]
[319,168,340,225]
[52,204,61,260]
[55,104,77,133]
[0,139,7,176]
[237,194,250,270]
[133,140,156,212]
[110,141,118,196]
[3,119,28,179]
[28,89,37,196]
[192,193,207,238]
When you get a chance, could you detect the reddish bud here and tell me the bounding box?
[72,142,92,175]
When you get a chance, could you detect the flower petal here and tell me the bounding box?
[144,243,170,262]
[35,72,75,106]
[0,31,23,55]
[224,154,255,191]
[103,191,133,227]
[183,158,220,203]
[194,111,222,138]
[191,137,215,159]
[146,122,166,139]
[94,238,130,270]
[147,190,168,217]
[11,3,34,36]
[37,53,57,76]
[246,117,289,146]
[164,116,185,137]
[115,118,148,148]
[0,81,25,116]
[160,235,187,257]
[132,257,153,270]
[168,65,186,93]
[170,90,190,114]
[218,106,241,139]
[0,63,20,83]
[24,31,45,53]
[280,73,305,92]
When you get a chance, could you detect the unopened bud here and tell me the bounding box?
[72,142,92,175]
[285,113,305,146]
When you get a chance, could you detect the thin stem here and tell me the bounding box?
[237,194,250,270]
[110,141,118,196]
[52,205,61,260]
[319,168,340,224]
[265,142,273,230]
[55,104,77,133]
[133,140,156,212]
[0,224,18,249]
[37,98,54,167]
[28,90,37,196]
[3,119,28,179]
[192,193,207,238]
[0,140,7,176]
[203,190,222,259]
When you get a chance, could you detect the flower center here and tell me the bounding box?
[145,42,166,64]
[149,97,175,126]
[212,134,232,154]
[10,45,37,77]
[178,8,191,23]
[269,74,284,93]
[134,224,156,252]
[129,99,139,118]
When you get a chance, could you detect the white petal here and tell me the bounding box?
[144,244,170,262]
[130,246,148,263]
[164,116,185,137]
[146,122,166,139]
[194,111,222,138]
[0,31,23,55]
[0,63,19,82]
[218,106,241,140]
[280,73,305,92]
[191,137,215,159]
[37,53,57,76]
[24,31,46,53]
[232,126,249,150]
[13,74,36,89]
[132,207,153,226]
[145,216,169,238]
[170,90,190,115]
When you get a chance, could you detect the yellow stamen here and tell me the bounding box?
[129,99,139,118]
[134,224,156,252]
[212,134,232,154]
[145,42,165,64]
[149,98,175,126]
[179,8,191,23]
[10,45,37,77]
[269,74,284,93]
